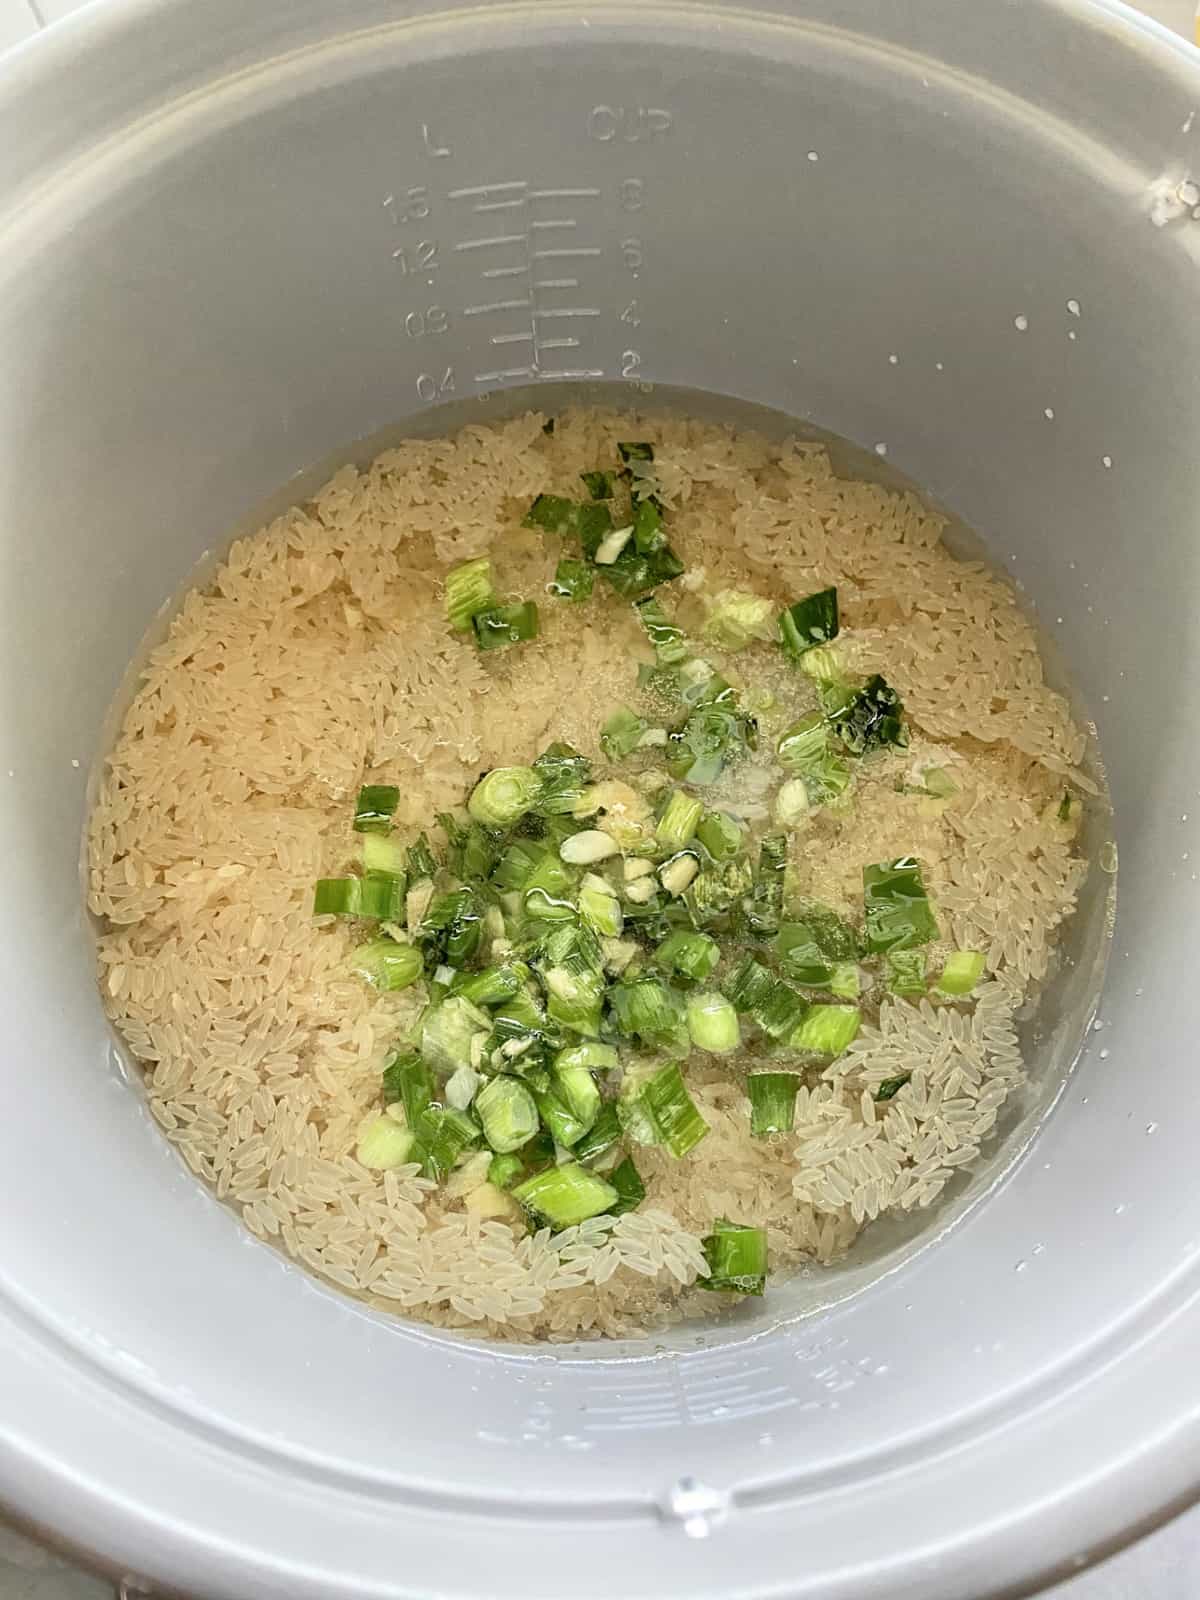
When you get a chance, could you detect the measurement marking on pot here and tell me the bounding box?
[535,278,579,289]
[529,187,601,200]
[454,233,526,252]
[536,307,601,319]
[532,246,602,259]
[448,181,527,199]
[481,264,528,279]
[462,298,532,316]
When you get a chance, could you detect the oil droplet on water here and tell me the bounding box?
[1146,1122,1159,1135]
[1014,314,1029,331]
[664,1477,730,1539]
[1014,1260,1028,1274]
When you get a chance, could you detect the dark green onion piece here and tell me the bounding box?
[533,743,592,816]
[473,601,540,651]
[313,877,363,916]
[695,809,743,861]
[405,833,439,883]
[608,976,688,1050]
[779,586,839,660]
[581,469,616,500]
[887,948,928,997]
[874,1072,912,1103]
[634,595,689,666]
[863,857,939,952]
[452,964,523,1007]
[654,929,720,983]
[488,1152,526,1190]
[421,887,485,967]
[492,838,545,892]
[596,542,685,600]
[523,494,580,535]
[686,857,754,929]
[617,441,654,464]
[793,905,863,962]
[381,1051,434,1126]
[513,1162,619,1227]
[357,871,407,922]
[549,558,595,601]
[608,1155,647,1216]
[776,922,833,987]
[353,784,400,834]
[576,502,617,558]
[723,955,776,1015]
[348,939,424,991]
[748,1071,801,1136]
[438,813,502,882]
[573,1102,622,1164]
[474,1076,540,1154]
[700,1219,767,1296]
[523,853,577,922]
[445,558,497,633]
[832,674,907,756]
[743,834,787,940]
[754,978,809,1041]
[632,498,666,553]
[417,1105,481,1181]
[642,1061,709,1158]
[600,706,650,760]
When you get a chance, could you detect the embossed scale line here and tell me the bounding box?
[463,298,533,316]
[473,197,527,213]
[535,307,601,319]
[474,364,537,383]
[533,277,579,290]
[454,234,526,253]
[481,264,529,279]
[529,218,578,232]
[490,331,535,346]
[447,181,528,199]
[532,247,602,260]
[528,187,601,200]
[539,366,604,380]
[538,337,580,350]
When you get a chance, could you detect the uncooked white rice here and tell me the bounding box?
[87,408,1090,1340]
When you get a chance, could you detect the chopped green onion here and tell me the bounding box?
[313,877,363,916]
[642,1061,709,1157]
[576,502,617,557]
[600,706,649,761]
[420,995,492,1074]
[777,713,828,773]
[357,1115,418,1171]
[832,674,907,755]
[748,1071,801,1136]
[468,766,542,827]
[687,991,741,1054]
[724,955,776,1014]
[417,1105,481,1181]
[445,1063,482,1111]
[555,1039,618,1073]
[743,835,787,940]
[523,853,577,921]
[533,1093,585,1148]
[655,929,720,983]
[381,1051,434,1127]
[702,589,775,652]
[474,1076,540,1153]
[405,833,439,882]
[573,1101,622,1164]
[445,557,497,632]
[608,977,689,1050]
[438,813,502,882]
[549,557,595,602]
[609,1155,646,1216]
[488,1152,526,1189]
[774,778,811,828]
[922,766,959,799]
[348,939,424,991]
[362,833,407,879]
[779,587,839,660]
[776,922,833,986]
[513,1162,618,1228]
[789,1003,861,1057]
[863,857,940,952]
[795,905,863,961]
[937,950,986,996]
[473,601,539,651]
[595,538,685,599]
[617,441,655,463]
[523,493,579,535]
[554,1060,601,1129]
[887,949,928,997]
[658,851,701,899]
[799,643,845,687]
[452,964,523,1007]
[874,1072,911,1103]
[632,497,665,551]
[754,978,809,1041]
[829,962,861,1000]
[533,743,592,816]
[421,887,485,967]
[700,1219,767,1295]
[492,838,545,892]
[353,784,400,833]
[634,595,689,666]
[560,829,620,866]
[593,523,635,565]
[543,962,605,1035]
[579,874,624,938]
[656,789,703,850]
[356,871,407,922]
[695,810,743,861]
[581,469,617,500]
[666,703,748,787]
[686,857,754,929]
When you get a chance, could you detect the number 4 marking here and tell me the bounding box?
[620,299,641,328]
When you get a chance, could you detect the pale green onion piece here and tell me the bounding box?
[313,878,362,916]
[473,601,539,651]
[642,1061,709,1157]
[659,852,700,898]
[777,712,827,773]
[452,964,522,1006]
[609,978,688,1049]
[699,1219,767,1295]
[353,784,401,833]
[702,589,775,652]
[829,962,861,1000]
[474,1076,540,1154]
[555,1041,619,1073]
[555,1062,601,1129]
[886,948,927,997]
[593,524,635,564]
[522,854,577,921]
[922,766,959,799]
[445,557,496,632]
[559,829,620,865]
[543,964,604,1035]
[790,1003,861,1057]
[695,809,743,861]
[420,995,491,1074]
[417,1106,481,1181]
[513,1162,618,1228]
[774,777,811,828]
[362,833,407,877]
[748,1072,801,1136]
[579,874,624,938]
[445,1063,482,1111]
[656,788,704,850]
[573,1102,621,1164]
[487,1152,525,1189]
[357,871,407,921]
[634,595,690,666]
[348,939,423,991]
[356,1114,418,1171]
[863,857,940,952]
[468,765,542,827]
[687,991,741,1055]
[600,706,649,760]
[798,644,844,686]
[937,949,986,996]
[549,558,595,602]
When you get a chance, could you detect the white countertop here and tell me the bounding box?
[0,0,1196,1595]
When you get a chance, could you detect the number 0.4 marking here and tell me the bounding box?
[416,367,456,401]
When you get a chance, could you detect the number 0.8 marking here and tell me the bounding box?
[405,306,449,339]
